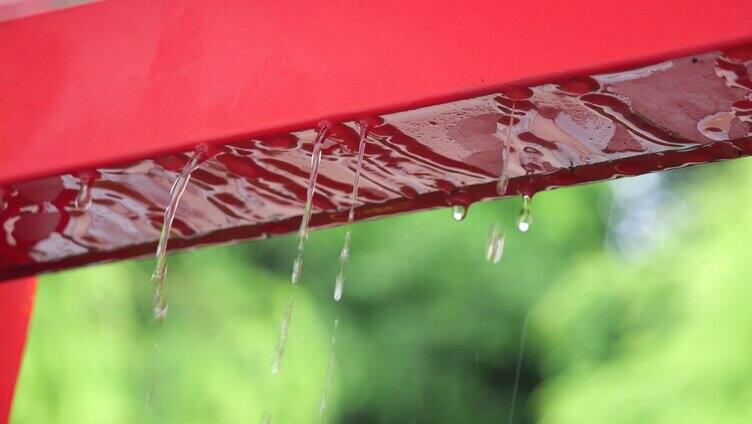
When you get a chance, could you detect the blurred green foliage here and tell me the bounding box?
[10,159,752,423]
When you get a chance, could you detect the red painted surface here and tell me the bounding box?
[0,277,35,423]
[1,0,752,185]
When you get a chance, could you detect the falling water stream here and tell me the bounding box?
[486,101,516,262]
[508,316,529,424]
[486,222,505,264]
[333,123,369,301]
[140,116,535,421]
[265,123,330,423]
[291,123,331,284]
[317,318,339,423]
[271,293,295,375]
[142,145,207,419]
[274,123,330,373]
[151,146,207,324]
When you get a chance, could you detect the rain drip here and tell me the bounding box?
[151,145,207,324]
[333,122,369,301]
[291,123,331,284]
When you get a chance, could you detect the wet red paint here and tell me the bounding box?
[0,48,751,281]
[0,276,35,423]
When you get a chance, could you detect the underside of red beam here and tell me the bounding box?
[0,277,36,423]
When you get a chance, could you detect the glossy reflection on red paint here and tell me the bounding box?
[1,48,751,280]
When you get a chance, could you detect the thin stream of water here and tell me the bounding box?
[141,340,162,421]
[486,101,515,262]
[271,292,295,375]
[292,123,331,284]
[267,123,330,422]
[142,146,207,420]
[333,123,369,301]
[508,316,529,424]
[317,318,339,423]
[486,222,505,263]
[151,145,207,324]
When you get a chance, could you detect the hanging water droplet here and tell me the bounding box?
[516,195,532,232]
[292,123,331,284]
[151,145,207,324]
[271,294,294,375]
[333,122,369,301]
[486,222,505,263]
[74,173,94,211]
[452,205,467,221]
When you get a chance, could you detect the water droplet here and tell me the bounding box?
[291,123,330,284]
[74,173,94,211]
[333,272,345,302]
[151,145,207,324]
[271,293,294,375]
[516,195,532,232]
[333,123,368,301]
[452,205,467,221]
[486,222,505,263]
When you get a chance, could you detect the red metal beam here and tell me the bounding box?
[0,277,35,423]
[0,2,751,280]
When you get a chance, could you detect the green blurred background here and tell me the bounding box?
[10,158,752,423]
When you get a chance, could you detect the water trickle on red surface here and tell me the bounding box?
[0,48,751,280]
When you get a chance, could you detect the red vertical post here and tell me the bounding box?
[0,277,36,424]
